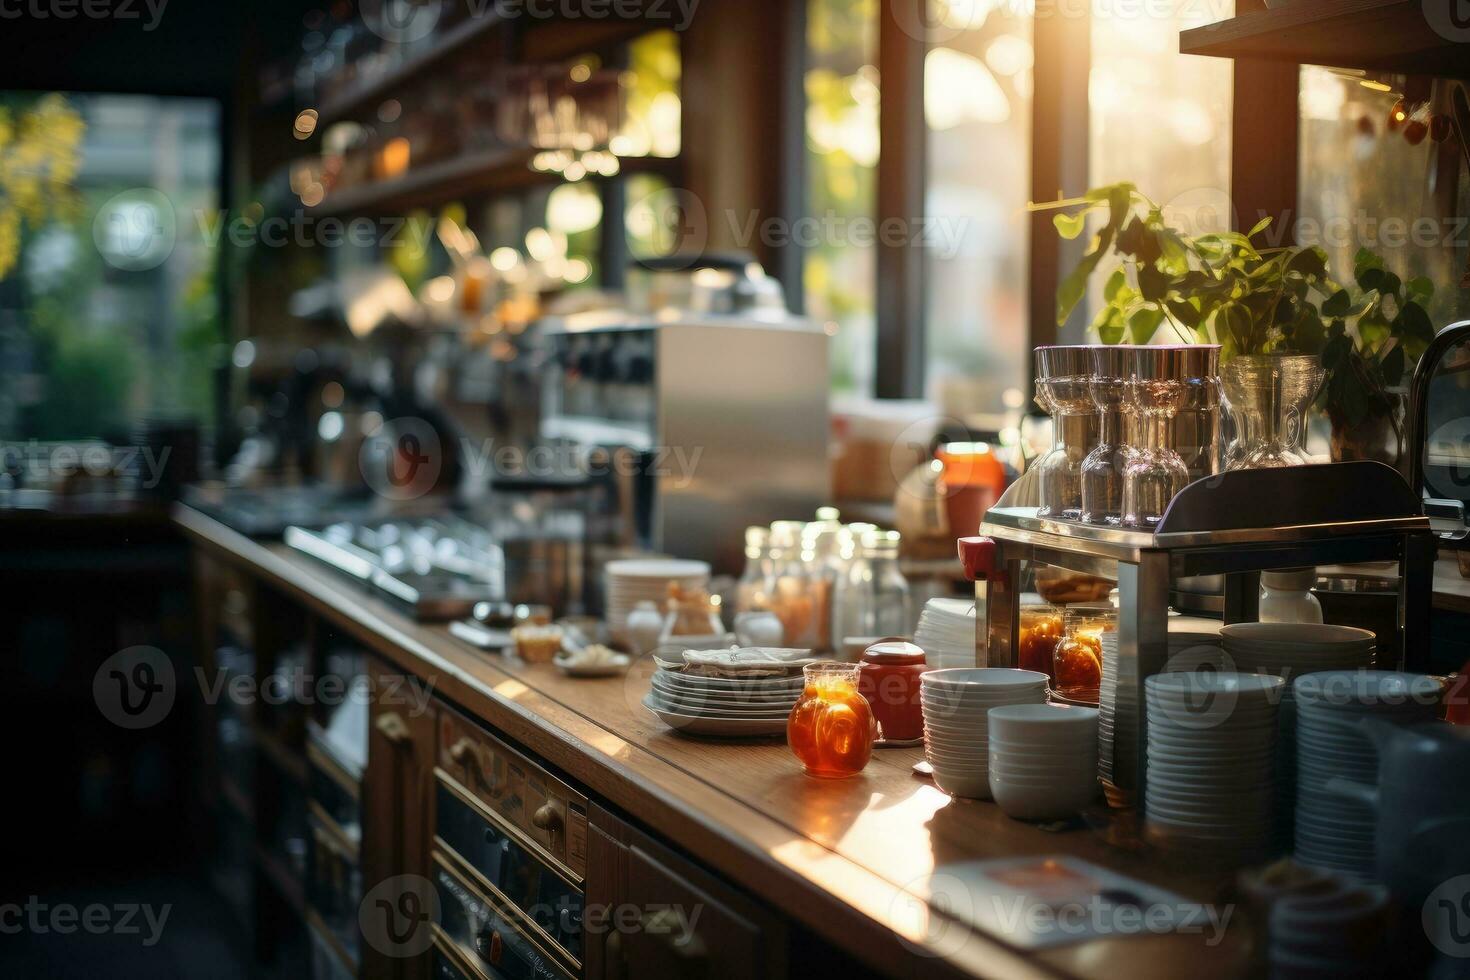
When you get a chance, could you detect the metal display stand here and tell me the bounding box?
[958,461,1433,795]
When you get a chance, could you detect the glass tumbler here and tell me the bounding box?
[1081,345,1131,524]
[787,662,877,777]
[1034,346,1100,520]
[1121,346,1217,528]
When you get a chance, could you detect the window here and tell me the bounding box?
[1297,66,1470,329]
[806,0,880,395]
[803,0,1239,400]
[924,3,1032,409]
[0,93,221,440]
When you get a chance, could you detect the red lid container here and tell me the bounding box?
[857,639,930,742]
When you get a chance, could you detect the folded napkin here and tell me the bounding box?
[681,647,817,678]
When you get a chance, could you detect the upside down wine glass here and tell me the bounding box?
[1035,346,1099,520]
[1122,346,1219,528]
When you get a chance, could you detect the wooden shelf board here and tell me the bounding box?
[311,150,681,217]
[1180,0,1470,80]
[316,13,504,127]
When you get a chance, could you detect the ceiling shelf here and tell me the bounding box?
[1180,0,1470,80]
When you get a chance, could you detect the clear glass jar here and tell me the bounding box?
[1035,346,1100,519]
[831,529,911,644]
[736,525,771,613]
[804,512,845,653]
[1221,353,1324,470]
[1081,345,1130,524]
[767,521,818,648]
[1053,605,1114,703]
[787,661,876,777]
[1122,346,1217,528]
[1018,603,1064,679]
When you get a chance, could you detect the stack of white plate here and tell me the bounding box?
[987,704,1099,820]
[1292,670,1443,881]
[1220,623,1377,677]
[1220,624,1378,851]
[1143,672,1284,864]
[913,598,978,668]
[643,667,802,738]
[1099,631,1223,793]
[1268,879,1393,976]
[920,668,1049,799]
[604,559,710,646]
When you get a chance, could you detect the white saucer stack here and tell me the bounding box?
[1099,631,1223,793]
[604,559,710,646]
[987,704,1099,820]
[914,598,978,668]
[1292,670,1442,881]
[643,666,803,738]
[1143,672,1284,864]
[920,668,1048,799]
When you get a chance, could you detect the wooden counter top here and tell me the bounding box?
[175,505,1254,980]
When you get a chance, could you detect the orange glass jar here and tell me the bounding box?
[1053,606,1114,703]
[1018,604,1064,680]
[788,662,877,778]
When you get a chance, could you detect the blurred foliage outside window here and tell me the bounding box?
[0,92,221,441]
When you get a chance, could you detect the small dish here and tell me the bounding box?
[553,649,631,678]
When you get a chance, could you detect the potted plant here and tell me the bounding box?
[1045,183,1434,471]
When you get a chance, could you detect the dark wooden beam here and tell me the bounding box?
[875,0,927,399]
[1229,0,1300,242]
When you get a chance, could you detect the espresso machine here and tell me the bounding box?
[536,263,829,573]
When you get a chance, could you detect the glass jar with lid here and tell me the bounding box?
[831,529,911,645]
[1052,605,1115,703]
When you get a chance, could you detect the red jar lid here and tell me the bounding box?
[862,639,926,665]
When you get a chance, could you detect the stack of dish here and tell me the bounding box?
[913,598,978,668]
[604,559,710,646]
[920,668,1049,799]
[1219,623,1376,677]
[642,648,810,737]
[987,704,1099,820]
[1220,624,1377,851]
[1293,670,1442,881]
[1268,880,1392,976]
[1143,672,1284,864]
[1098,630,1223,795]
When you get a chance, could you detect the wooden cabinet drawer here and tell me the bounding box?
[589,805,788,980]
[436,704,587,880]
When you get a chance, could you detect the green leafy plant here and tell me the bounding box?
[1045,182,1435,428]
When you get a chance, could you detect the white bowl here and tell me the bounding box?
[931,766,993,799]
[922,667,1051,688]
[988,771,1097,820]
[987,703,1097,738]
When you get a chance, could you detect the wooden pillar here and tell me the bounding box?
[1229,0,1299,241]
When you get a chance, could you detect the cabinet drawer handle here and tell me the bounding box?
[531,802,562,832]
[642,908,707,979]
[375,712,412,747]
[606,928,627,980]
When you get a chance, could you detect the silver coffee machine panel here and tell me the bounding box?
[540,315,829,572]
